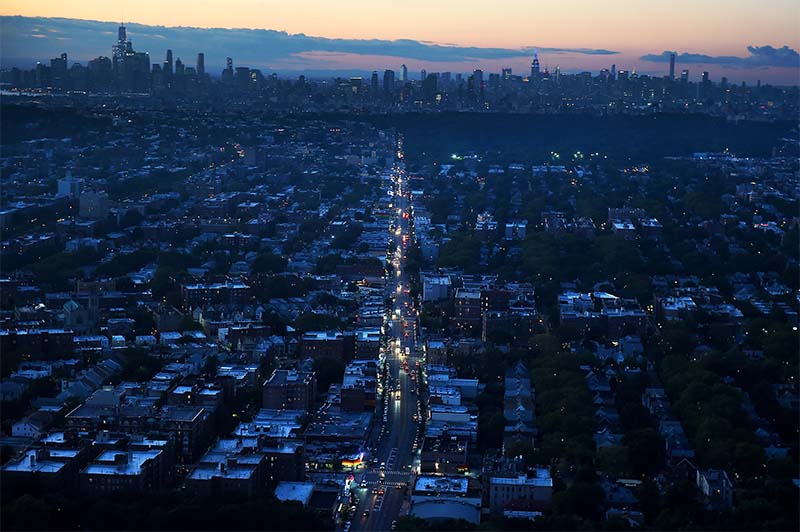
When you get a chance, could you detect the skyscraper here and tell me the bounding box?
[165,49,173,76]
[422,73,437,102]
[400,64,408,82]
[383,69,395,99]
[669,53,676,80]
[222,57,234,83]
[371,71,379,95]
[531,53,540,81]
[112,24,128,66]
[111,24,150,92]
[50,53,68,89]
[473,69,484,89]
[680,69,689,83]
[196,53,205,76]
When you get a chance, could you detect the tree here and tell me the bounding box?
[252,252,288,274]
[734,443,766,480]
[597,445,632,477]
[619,403,653,432]
[437,233,481,272]
[179,316,204,332]
[622,428,664,477]
[294,312,341,333]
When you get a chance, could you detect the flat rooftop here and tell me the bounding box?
[415,475,468,494]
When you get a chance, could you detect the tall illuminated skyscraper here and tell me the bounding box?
[113,24,128,65]
[400,64,408,82]
[111,23,150,92]
[531,52,540,81]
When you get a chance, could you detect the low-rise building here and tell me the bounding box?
[262,369,316,412]
[487,469,553,514]
[410,475,482,524]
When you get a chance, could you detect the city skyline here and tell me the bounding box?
[1,1,799,84]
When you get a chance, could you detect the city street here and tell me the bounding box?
[349,142,422,532]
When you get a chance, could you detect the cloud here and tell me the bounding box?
[641,46,799,68]
[0,15,618,70]
[534,47,618,56]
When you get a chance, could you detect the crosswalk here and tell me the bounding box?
[361,469,414,488]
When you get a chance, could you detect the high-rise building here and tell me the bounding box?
[473,69,484,89]
[400,64,408,82]
[222,57,234,83]
[530,52,540,81]
[422,73,438,102]
[680,69,689,83]
[196,53,205,76]
[50,53,68,89]
[165,49,173,76]
[112,24,128,68]
[349,76,363,95]
[371,71,379,94]
[87,56,113,91]
[383,69,395,98]
[669,53,676,80]
[234,67,251,90]
[111,24,150,92]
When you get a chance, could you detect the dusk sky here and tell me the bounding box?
[2,0,799,83]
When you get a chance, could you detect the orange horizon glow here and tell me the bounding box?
[2,0,798,54]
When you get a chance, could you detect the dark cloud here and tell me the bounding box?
[0,15,618,70]
[641,46,799,68]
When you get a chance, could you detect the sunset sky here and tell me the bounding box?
[2,0,799,83]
